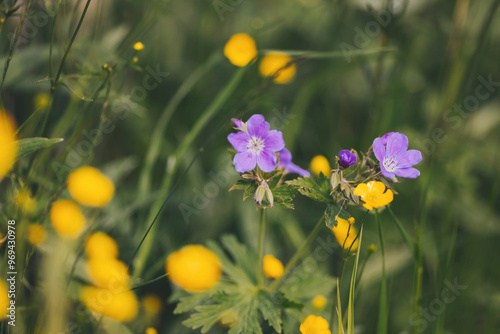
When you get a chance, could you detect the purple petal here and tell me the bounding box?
[257,149,277,172]
[287,163,310,177]
[339,150,356,168]
[386,133,408,158]
[394,167,420,179]
[264,130,285,152]
[373,138,386,162]
[246,114,270,138]
[231,118,243,131]
[397,150,422,168]
[233,151,257,173]
[380,132,395,146]
[228,132,250,152]
[380,162,395,178]
[278,148,292,167]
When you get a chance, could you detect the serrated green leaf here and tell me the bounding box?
[229,298,262,334]
[220,235,258,284]
[256,290,282,333]
[280,269,336,304]
[229,179,252,191]
[286,177,331,203]
[272,185,297,210]
[174,290,211,314]
[325,204,351,229]
[16,137,64,159]
[243,182,258,201]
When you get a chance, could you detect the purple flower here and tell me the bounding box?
[228,114,285,173]
[373,132,422,179]
[231,118,244,131]
[380,132,395,146]
[338,150,357,168]
[278,149,310,177]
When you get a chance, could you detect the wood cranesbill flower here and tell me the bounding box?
[380,132,395,146]
[278,148,310,177]
[338,149,357,168]
[227,114,285,173]
[373,132,422,179]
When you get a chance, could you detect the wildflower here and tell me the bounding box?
[231,118,245,131]
[166,245,222,291]
[338,150,357,168]
[368,244,377,253]
[34,92,50,110]
[310,155,331,177]
[331,217,359,251]
[353,181,394,211]
[133,42,144,51]
[67,166,115,207]
[227,114,285,173]
[15,188,37,213]
[278,149,310,177]
[263,254,284,279]
[145,328,158,334]
[373,132,422,179]
[50,200,86,239]
[299,315,332,334]
[380,132,395,146]
[27,223,46,246]
[259,52,296,84]
[85,232,119,259]
[0,281,8,318]
[142,295,162,314]
[223,33,257,67]
[311,294,327,310]
[87,258,130,289]
[0,112,18,181]
[80,286,138,322]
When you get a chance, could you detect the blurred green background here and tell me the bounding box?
[1,0,500,332]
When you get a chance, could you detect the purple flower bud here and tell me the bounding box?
[380,132,395,146]
[338,150,357,168]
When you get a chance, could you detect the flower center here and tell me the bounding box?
[383,156,398,172]
[247,136,265,155]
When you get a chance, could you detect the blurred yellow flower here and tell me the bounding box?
[353,181,393,210]
[80,286,138,322]
[310,155,331,177]
[34,92,50,110]
[0,112,18,181]
[332,217,358,251]
[299,315,332,334]
[15,188,37,213]
[259,52,296,84]
[67,166,115,207]
[87,258,130,290]
[50,200,86,239]
[85,232,119,260]
[311,294,327,310]
[145,328,157,334]
[166,245,221,291]
[223,33,257,67]
[28,223,46,246]
[142,294,162,314]
[263,254,284,279]
[368,244,377,253]
[0,281,8,318]
[133,42,144,51]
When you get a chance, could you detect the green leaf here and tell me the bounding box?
[174,290,211,314]
[272,185,297,210]
[286,177,331,203]
[243,182,258,201]
[16,137,64,159]
[256,290,282,333]
[229,179,252,191]
[325,204,351,229]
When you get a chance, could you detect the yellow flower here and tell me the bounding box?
[353,181,393,210]
[368,244,377,253]
[332,217,359,251]
[145,328,158,334]
[34,92,50,110]
[310,155,331,177]
[15,188,37,213]
[142,295,162,314]
[67,166,115,207]
[85,232,119,260]
[87,258,130,290]
[300,315,332,334]
[223,33,257,67]
[133,42,144,51]
[80,286,138,322]
[311,294,327,310]
[263,254,284,279]
[0,281,9,319]
[0,112,18,181]
[166,245,221,291]
[50,200,86,239]
[28,223,46,246]
[259,52,296,84]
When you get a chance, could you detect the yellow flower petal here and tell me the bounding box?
[0,112,18,181]
[67,166,115,207]
[50,200,86,239]
[310,155,331,177]
[223,33,257,67]
[353,183,369,197]
[299,315,331,334]
[80,286,138,322]
[259,52,296,84]
[263,254,284,279]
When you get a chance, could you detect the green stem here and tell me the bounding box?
[412,224,424,334]
[131,273,168,291]
[268,215,325,292]
[376,210,388,334]
[330,258,346,332]
[387,206,417,259]
[257,209,266,287]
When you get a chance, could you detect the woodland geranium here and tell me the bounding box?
[228,114,285,173]
[338,149,357,168]
[278,148,310,177]
[373,132,422,179]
